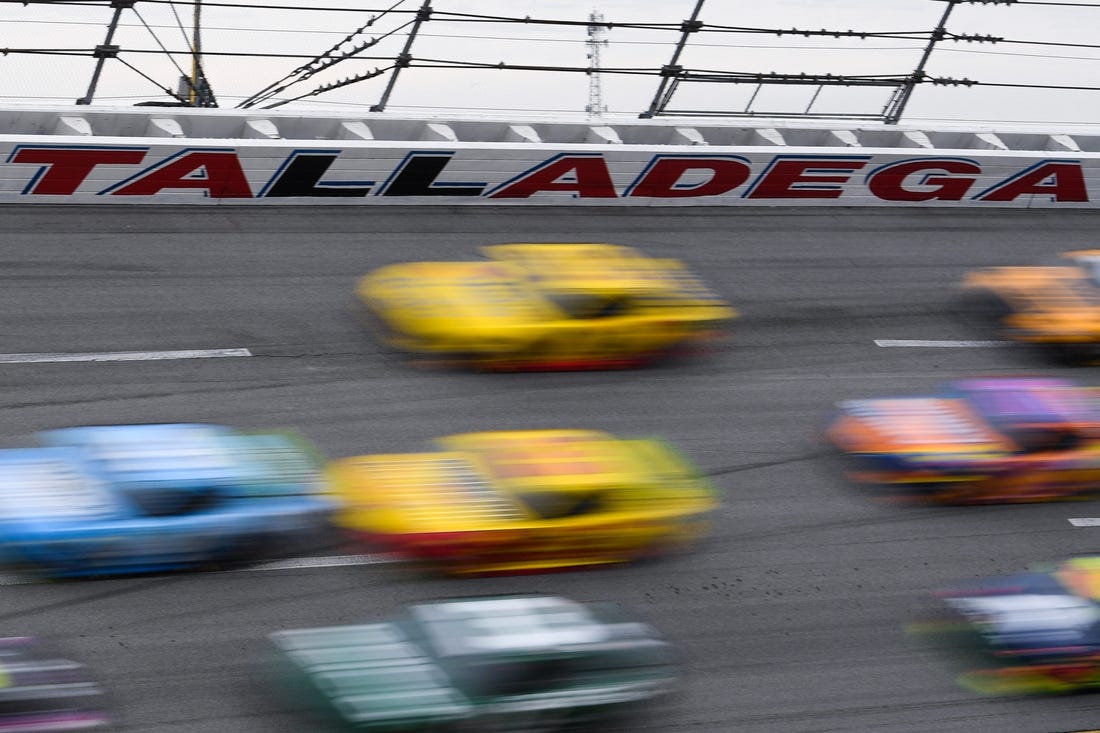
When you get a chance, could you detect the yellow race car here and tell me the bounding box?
[963,250,1100,362]
[328,429,718,574]
[358,243,736,370]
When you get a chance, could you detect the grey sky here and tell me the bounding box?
[0,0,1098,125]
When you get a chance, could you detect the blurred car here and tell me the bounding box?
[963,250,1100,362]
[328,429,718,574]
[270,594,677,731]
[923,557,1100,695]
[0,636,111,730]
[357,242,736,370]
[0,423,335,577]
[825,377,1100,504]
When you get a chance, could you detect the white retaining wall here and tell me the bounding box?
[0,105,1098,207]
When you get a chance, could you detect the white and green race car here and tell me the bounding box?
[269,595,677,731]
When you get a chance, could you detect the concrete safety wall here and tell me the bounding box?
[0,105,1098,207]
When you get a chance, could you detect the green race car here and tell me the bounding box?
[269,595,677,731]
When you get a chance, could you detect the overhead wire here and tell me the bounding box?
[0,0,400,10]
[113,56,190,103]
[240,20,414,108]
[929,0,1100,6]
[2,1,1100,112]
[238,0,410,109]
[0,48,95,57]
[400,58,666,77]
[260,64,397,108]
[167,1,194,49]
[130,5,188,80]
[122,48,396,61]
[965,79,1100,91]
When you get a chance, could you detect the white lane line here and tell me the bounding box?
[0,348,252,364]
[239,553,401,572]
[874,339,1012,348]
[1068,518,1100,527]
[0,552,401,586]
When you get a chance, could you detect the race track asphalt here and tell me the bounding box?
[3,204,1100,732]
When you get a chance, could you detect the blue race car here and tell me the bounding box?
[0,423,335,577]
[922,557,1100,695]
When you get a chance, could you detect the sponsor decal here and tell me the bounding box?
[260,150,373,197]
[973,160,1088,202]
[377,151,486,196]
[743,155,870,199]
[625,154,752,198]
[101,148,252,197]
[3,145,1094,203]
[488,153,618,198]
[865,158,983,202]
[8,145,147,195]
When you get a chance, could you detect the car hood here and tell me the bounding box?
[271,622,473,728]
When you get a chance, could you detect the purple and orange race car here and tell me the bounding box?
[825,377,1100,503]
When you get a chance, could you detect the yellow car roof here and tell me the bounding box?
[481,243,716,300]
[360,261,559,325]
[331,452,527,529]
[436,429,646,493]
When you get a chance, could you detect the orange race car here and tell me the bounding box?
[328,429,719,574]
[826,377,1100,504]
[963,250,1100,362]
